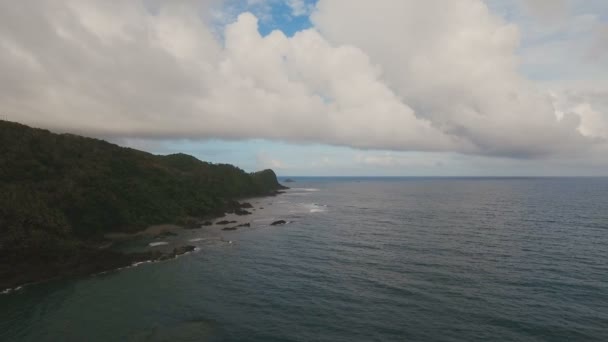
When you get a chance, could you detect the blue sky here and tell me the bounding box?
[256,1,315,36]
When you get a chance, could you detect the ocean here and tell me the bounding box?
[1,177,607,341]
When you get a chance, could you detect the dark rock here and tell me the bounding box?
[251,169,289,191]
[158,254,173,261]
[0,248,163,291]
[234,208,252,216]
[284,178,295,183]
[216,220,237,225]
[173,245,196,256]
[202,221,213,226]
[270,220,287,226]
[222,222,250,230]
[259,207,264,209]
[239,202,253,209]
[158,245,197,260]
[224,200,244,214]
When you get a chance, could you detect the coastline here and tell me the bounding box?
[104,224,184,241]
[0,190,288,294]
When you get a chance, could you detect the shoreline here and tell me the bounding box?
[104,224,184,241]
[1,191,288,294]
[104,189,288,239]
[0,246,201,295]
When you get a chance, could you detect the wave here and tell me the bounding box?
[148,241,169,247]
[131,260,155,267]
[290,188,320,192]
[303,203,327,213]
[1,285,23,295]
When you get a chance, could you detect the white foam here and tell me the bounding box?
[131,260,154,267]
[302,203,327,213]
[290,188,320,192]
[1,285,23,295]
[176,247,200,257]
[188,238,205,242]
[148,241,169,247]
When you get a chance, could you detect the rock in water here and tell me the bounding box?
[222,227,238,231]
[270,220,287,226]
[173,245,196,256]
[216,220,237,225]
[234,208,252,216]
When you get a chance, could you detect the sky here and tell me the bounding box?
[1,0,607,176]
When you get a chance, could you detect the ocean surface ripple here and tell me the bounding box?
[1,178,607,341]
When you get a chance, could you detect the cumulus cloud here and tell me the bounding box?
[0,0,605,159]
[311,0,603,157]
[549,83,608,139]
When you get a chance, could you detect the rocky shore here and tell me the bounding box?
[0,245,201,291]
[1,197,288,292]
[1,120,295,293]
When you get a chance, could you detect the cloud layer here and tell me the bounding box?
[0,0,605,159]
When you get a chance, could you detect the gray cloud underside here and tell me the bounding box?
[0,0,606,158]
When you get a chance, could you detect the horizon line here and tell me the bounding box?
[276,175,608,178]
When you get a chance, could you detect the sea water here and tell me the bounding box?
[1,178,607,341]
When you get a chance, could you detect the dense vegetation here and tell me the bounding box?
[0,120,285,288]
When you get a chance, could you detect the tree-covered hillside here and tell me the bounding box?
[0,120,285,259]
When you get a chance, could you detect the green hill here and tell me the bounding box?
[0,120,286,289]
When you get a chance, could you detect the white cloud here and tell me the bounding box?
[311,0,602,157]
[486,0,608,80]
[547,82,608,139]
[0,0,605,162]
[287,0,312,17]
[574,103,608,138]
[355,152,441,168]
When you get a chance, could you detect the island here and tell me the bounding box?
[0,120,288,290]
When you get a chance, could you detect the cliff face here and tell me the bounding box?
[0,120,285,288]
[252,169,289,192]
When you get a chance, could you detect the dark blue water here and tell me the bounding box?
[2,178,608,341]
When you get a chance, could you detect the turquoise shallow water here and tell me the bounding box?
[2,178,608,341]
